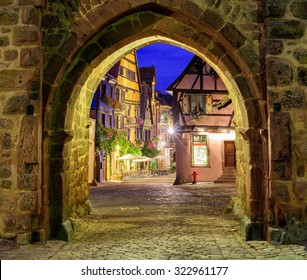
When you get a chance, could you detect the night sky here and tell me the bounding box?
[136,43,194,94]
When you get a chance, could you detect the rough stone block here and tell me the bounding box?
[0,70,36,91]
[298,67,307,86]
[0,36,9,46]
[0,0,14,6]
[20,47,40,67]
[238,44,260,75]
[19,191,39,212]
[290,1,307,19]
[70,17,93,41]
[22,7,40,25]
[13,26,39,46]
[266,40,283,55]
[19,0,45,7]
[220,23,246,49]
[294,48,307,64]
[41,14,64,29]
[3,95,29,114]
[43,31,66,48]
[18,115,39,164]
[293,180,307,201]
[295,141,307,159]
[266,19,305,39]
[16,233,31,244]
[0,193,17,211]
[1,132,13,149]
[297,165,305,178]
[265,0,287,18]
[43,54,66,84]
[0,10,19,25]
[0,180,12,188]
[220,54,242,77]
[267,58,293,86]
[199,9,225,30]
[18,173,39,190]
[271,182,290,203]
[281,88,305,108]
[4,50,18,61]
[80,43,102,64]
[181,0,203,18]
[2,214,31,232]
[0,162,11,178]
[0,118,13,128]
[85,3,115,29]
[270,111,290,160]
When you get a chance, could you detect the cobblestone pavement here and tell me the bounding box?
[1,175,307,260]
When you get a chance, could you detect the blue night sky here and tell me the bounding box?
[136,43,194,94]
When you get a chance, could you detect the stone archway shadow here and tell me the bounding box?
[42,2,269,241]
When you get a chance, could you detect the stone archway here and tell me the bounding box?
[42,1,268,241]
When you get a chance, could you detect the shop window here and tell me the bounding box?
[191,135,209,166]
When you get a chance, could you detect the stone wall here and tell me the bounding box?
[0,0,306,244]
[0,0,45,243]
[265,0,307,243]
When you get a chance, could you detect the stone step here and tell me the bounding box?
[214,177,236,183]
[214,168,236,183]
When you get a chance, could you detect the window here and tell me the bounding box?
[144,130,151,141]
[135,128,141,140]
[115,88,120,100]
[191,135,209,166]
[101,114,106,126]
[190,95,205,114]
[120,116,125,129]
[126,69,136,81]
[121,90,125,103]
[109,115,113,128]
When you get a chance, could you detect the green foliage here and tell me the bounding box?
[95,121,141,156]
[171,163,176,173]
[151,160,157,171]
[127,145,142,156]
[96,121,127,155]
[141,140,159,158]
[117,135,130,156]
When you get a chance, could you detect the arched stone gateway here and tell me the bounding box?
[0,0,306,244]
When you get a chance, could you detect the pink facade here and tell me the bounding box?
[174,131,235,183]
[168,56,236,184]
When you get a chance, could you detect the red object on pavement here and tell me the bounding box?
[192,171,197,184]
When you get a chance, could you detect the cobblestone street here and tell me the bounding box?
[1,176,307,260]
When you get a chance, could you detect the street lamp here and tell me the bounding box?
[168,127,174,134]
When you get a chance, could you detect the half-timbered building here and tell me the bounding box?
[167,56,236,184]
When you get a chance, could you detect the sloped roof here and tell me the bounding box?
[155,91,173,106]
[166,55,227,92]
[108,61,120,78]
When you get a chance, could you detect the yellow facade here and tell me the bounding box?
[117,51,141,145]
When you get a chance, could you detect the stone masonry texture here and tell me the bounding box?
[0,0,306,248]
